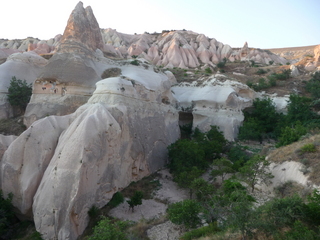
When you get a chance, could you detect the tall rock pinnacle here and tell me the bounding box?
[57,1,104,54]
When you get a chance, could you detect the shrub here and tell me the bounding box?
[107,192,124,208]
[167,199,201,229]
[269,60,274,65]
[300,143,316,153]
[276,122,307,147]
[256,68,267,75]
[306,72,320,99]
[88,205,99,218]
[130,60,139,66]
[0,191,15,238]
[217,61,226,69]
[127,191,143,212]
[205,67,212,74]
[88,217,129,240]
[168,139,206,173]
[7,76,32,112]
[181,222,220,240]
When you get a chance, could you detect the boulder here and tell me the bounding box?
[290,64,300,77]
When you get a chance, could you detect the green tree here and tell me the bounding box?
[211,157,235,182]
[276,121,307,147]
[7,76,32,112]
[239,155,274,193]
[167,199,202,229]
[174,166,203,199]
[88,217,128,240]
[192,126,227,161]
[306,72,320,99]
[168,139,206,174]
[127,191,143,212]
[286,94,314,123]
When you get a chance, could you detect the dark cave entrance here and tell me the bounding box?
[178,111,193,139]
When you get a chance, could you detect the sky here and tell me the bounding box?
[0,0,319,49]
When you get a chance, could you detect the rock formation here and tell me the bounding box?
[1,68,179,239]
[172,75,256,141]
[23,2,107,127]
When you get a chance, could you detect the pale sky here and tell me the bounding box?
[0,0,319,49]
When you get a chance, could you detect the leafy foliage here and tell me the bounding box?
[88,217,129,240]
[276,121,307,147]
[239,155,274,193]
[0,191,15,238]
[107,192,124,208]
[88,205,99,218]
[211,157,235,182]
[180,222,219,240]
[130,60,139,66]
[239,98,282,141]
[7,76,32,112]
[167,199,202,229]
[168,139,206,174]
[306,72,320,99]
[127,191,143,212]
[300,143,316,153]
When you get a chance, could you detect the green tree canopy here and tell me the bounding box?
[7,76,32,112]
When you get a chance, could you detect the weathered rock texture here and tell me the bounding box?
[0,72,179,239]
[172,74,289,141]
[101,29,288,68]
[23,2,107,127]
[172,75,255,141]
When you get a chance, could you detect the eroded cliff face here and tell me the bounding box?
[0,72,179,239]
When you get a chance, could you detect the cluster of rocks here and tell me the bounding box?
[0,1,318,240]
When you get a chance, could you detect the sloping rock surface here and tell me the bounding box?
[0,73,179,239]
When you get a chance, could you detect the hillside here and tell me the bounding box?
[0,1,320,240]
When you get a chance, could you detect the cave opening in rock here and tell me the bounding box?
[178,111,193,139]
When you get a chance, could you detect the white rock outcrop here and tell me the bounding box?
[172,75,256,141]
[0,68,179,239]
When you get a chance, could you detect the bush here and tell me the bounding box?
[217,61,226,69]
[181,222,219,240]
[88,217,129,240]
[300,143,316,153]
[130,60,139,66]
[127,191,143,212]
[107,192,124,208]
[239,98,282,141]
[205,67,212,74]
[7,76,32,112]
[167,199,201,229]
[168,139,206,174]
[256,68,267,75]
[276,122,307,147]
[306,72,320,99]
[88,205,99,218]
[0,191,15,238]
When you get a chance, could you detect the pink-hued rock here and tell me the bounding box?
[56,1,104,54]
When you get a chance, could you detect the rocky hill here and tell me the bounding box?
[0,1,319,240]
